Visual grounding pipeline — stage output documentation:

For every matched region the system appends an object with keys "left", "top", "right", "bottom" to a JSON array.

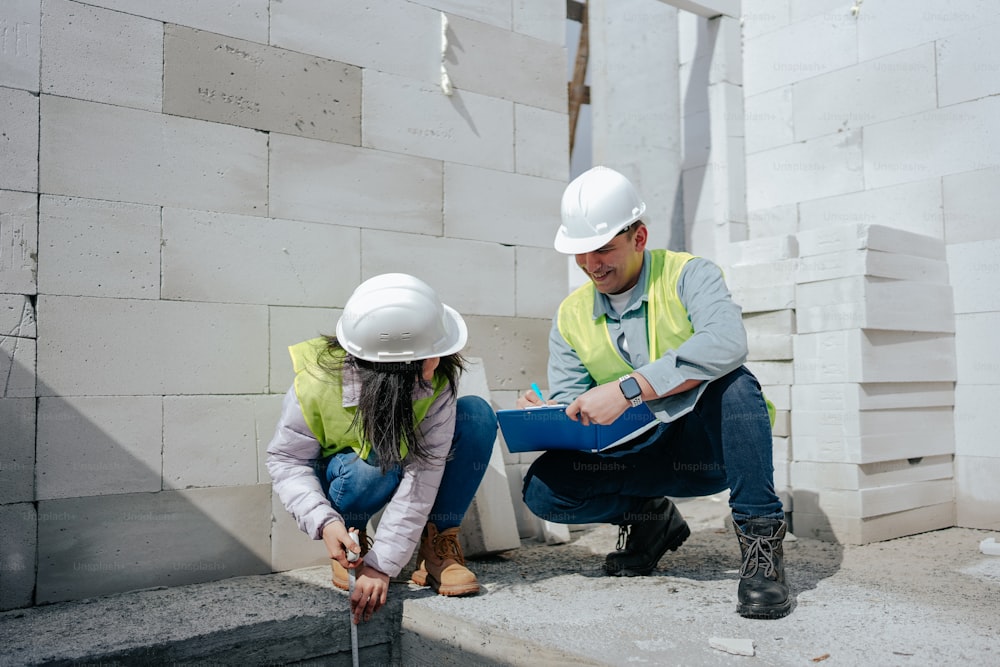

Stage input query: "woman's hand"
[
  {"left": 321, "top": 521, "right": 363, "bottom": 569},
  {"left": 350, "top": 566, "right": 390, "bottom": 624}
]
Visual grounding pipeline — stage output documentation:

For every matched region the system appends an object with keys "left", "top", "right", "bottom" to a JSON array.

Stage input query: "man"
[{"left": 518, "top": 166, "right": 790, "bottom": 619}]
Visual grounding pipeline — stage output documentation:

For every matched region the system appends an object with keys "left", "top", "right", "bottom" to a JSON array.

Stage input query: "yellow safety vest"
[
  {"left": 557, "top": 249, "right": 696, "bottom": 384},
  {"left": 556, "top": 250, "right": 775, "bottom": 425},
  {"left": 289, "top": 337, "right": 446, "bottom": 460}
]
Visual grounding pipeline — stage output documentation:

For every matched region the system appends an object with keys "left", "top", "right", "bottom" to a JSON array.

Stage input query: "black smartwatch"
[{"left": 618, "top": 375, "right": 643, "bottom": 407}]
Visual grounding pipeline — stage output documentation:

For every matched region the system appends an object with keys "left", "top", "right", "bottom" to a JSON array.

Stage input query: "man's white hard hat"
[
  {"left": 554, "top": 165, "right": 646, "bottom": 255},
  {"left": 336, "top": 273, "right": 467, "bottom": 362}
]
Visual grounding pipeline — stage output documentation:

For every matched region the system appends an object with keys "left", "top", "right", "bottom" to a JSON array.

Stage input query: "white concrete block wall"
[{"left": 3, "top": 0, "right": 569, "bottom": 609}]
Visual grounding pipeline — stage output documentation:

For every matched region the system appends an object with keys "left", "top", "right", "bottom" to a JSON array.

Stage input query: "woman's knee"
[{"left": 455, "top": 395, "right": 497, "bottom": 456}]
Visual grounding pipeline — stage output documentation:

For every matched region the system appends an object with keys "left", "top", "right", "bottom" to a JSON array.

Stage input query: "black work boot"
[
  {"left": 604, "top": 497, "right": 691, "bottom": 576},
  {"left": 734, "top": 517, "right": 791, "bottom": 619}
]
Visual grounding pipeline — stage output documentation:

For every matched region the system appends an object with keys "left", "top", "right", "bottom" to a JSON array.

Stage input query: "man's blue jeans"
[
  {"left": 317, "top": 395, "right": 497, "bottom": 530},
  {"left": 522, "top": 366, "right": 783, "bottom": 525}
]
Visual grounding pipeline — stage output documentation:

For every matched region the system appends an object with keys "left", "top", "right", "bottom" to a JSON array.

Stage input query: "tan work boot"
[
  {"left": 409, "top": 523, "right": 480, "bottom": 596},
  {"left": 331, "top": 529, "right": 371, "bottom": 591}
]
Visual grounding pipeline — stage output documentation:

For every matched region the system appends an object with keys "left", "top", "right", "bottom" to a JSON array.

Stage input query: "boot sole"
[
  {"left": 604, "top": 523, "right": 691, "bottom": 577},
  {"left": 737, "top": 599, "right": 792, "bottom": 619},
  {"left": 410, "top": 569, "right": 428, "bottom": 587},
  {"left": 428, "top": 574, "right": 480, "bottom": 597}
]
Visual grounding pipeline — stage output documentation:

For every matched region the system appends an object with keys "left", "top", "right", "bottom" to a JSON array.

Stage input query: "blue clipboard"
[{"left": 497, "top": 404, "right": 659, "bottom": 453}]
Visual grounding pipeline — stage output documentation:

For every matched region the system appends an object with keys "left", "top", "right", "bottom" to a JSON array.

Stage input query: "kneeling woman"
[{"left": 267, "top": 273, "right": 497, "bottom": 623}]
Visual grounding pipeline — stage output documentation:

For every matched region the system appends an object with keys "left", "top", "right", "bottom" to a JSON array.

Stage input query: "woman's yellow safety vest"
[{"left": 288, "top": 337, "right": 447, "bottom": 460}]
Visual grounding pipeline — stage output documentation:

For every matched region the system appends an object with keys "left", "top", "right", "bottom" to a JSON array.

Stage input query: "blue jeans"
[
  {"left": 522, "top": 366, "right": 783, "bottom": 525},
  {"left": 317, "top": 395, "right": 497, "bottom": 530}
]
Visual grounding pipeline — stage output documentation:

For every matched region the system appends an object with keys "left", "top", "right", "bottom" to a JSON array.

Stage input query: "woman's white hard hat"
[
  {"left": 336, "top": 273, "right": 468, "bottom": 362},
  {"left": 554, "top": 165, "right": 646, "bottom": 255}
]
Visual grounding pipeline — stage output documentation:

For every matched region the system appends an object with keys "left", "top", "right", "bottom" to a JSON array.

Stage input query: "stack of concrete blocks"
[
  {"left": 791, "top": 223, "right": 956, "bottom": 544},
  {"left": 0, "top": 0, "right": 569, "bottom": 612},
  {"left": 728, "top": 235, "right": 798, "bottom": 515}
]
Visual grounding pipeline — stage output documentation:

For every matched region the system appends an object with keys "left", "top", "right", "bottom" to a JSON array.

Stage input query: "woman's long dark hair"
[{"left": 316, "top": 335, "right": 465, "bottom": 473}]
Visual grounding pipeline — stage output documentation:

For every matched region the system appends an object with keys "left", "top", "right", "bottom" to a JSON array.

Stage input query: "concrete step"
[{"left": 0, "top": 566, "right": 399, "bottom": 666}]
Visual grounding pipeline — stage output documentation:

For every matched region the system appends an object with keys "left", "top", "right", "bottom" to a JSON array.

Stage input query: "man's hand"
[
  {"left": 516, "top": 387, "right": 554, "bottom": 408},
  {"left": 565, "top": 381, "right": 631, "bottom": 426},
  {"left": 351, "top": 566, "right": 390, "bottom": 624}
]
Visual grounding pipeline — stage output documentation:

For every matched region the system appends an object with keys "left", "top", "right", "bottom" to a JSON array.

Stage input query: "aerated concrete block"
[
  {"left": 793, "top": 478, "right": 954, "bottom": 519},
  {"left": 747, "top": 333, "right": 793, "bottom": 361},
  {"left": 74, "top": 0, "right": 268, "bottom": 42},
  {"left": 269, "top": 134, "right": 442, "bottom": 234},
  {"left": 748, "top": 204, "right": 797, "bottom": 239},
  {"left": 161, "top": 209, "right": 360, "bottom": 307},
  {"left": 163, "top": 395, "right": 259, "bottom": 490},
  {"left": 0, "top": 88, "right": 38, "bottom": 193},
  {"left": 730, "top": 235, "right": 798, "bottom": 265},
  {"left": 0, "top": 398, "right": 34, "bottom": 505},
  {"left": 731, "top": 284, "right": 795, "bottom": 314},
  {"left": 791, "top": 455, "right": 953, "bottom": 491},
  {"left": 515, "top": 246, "right": 569, "bottom": 320},
  {"left": 936, "top": 19, "right": 1000, "bottom": 107},
  {"left": 271, "top": 0, "right": 439, "bottom": 81},
  {"left": 743, "top": 11, "right": 856, "bottom": 95},
  {"left": 943, "top": 169, "right": 1000, "bottom": 244},
  {"left": 456, "top": 358, "right": 521, "bottom": 557},
  {"left": 792, "top": 501, "right": 954, "bottom": 545},
  {"left": 267, "top": 306, "right": 343, "bottom": 394},
  {"left": 791, "top": 407, "right": 954, "bottom": 464},
  {"left": 955, "top": 313, "right": 1000, "bottom": 384},
  {"left": 761, "top": 384, "right": 790, "bottom": 411},
  {"left": 514, "top": 0, "right": 565, "bottom": 44},
  {"left": 444, "top": 15, "right": 565, "bottom": 112},
  {"left": 36, "top": 396, "right": 162, "bottom": 500},
  {"left": 40, "top": 96, "right": 268, "bottom": 215},
  {"left": 745, "top": 361, "right": 792, "bottom": 386},
  {"left": 362, "top": 230, "right": 516, "bottom": 318},
  {"left": 42, "top": 0, "right": 162, "bottom": 111},
  {"left": 515, "top": 104, "right": 569, "bottom": 181},
  {"left": 795, "top": 250, "right": 949, "bottom": 285},
  {"left": 947, "top": 239, "right": 1000, "bottom": 315},
  {"left": 864, "top": 96, "right": 1000, "bottom": 190},
  {"left": 797, "top": 222, "right": 945, "bottom": 260},
  {"left": 954, "top": 384, "right": 1000, "bottom": 458},
  {"left": 36, "top": 485, "right": 272, "bottom": 604},
  {"left": 744, "top": 309, "right": 795, "bottom": 336},
  {"left": 37, "top": 195, "right": 160, "bottom": 299},
  {"left": 955, "top": 455, "right": 1000, "bottom": 530},
  {"left": 461, "top": 315, "right": 552, "bottom": 396},
  {"left": 444, "top": 164, "right": 563, "bottom": 248},
  {"left": 792, "top": 44, "right": 935, "bottom": 142},
  {"left": 163, "top": 25, "right": 361, "bottom": 144},
  {"left": 795, "top": 278, "right": 954, "bottom": 334},
  {"left": 253, "top": 393, "right": 283, "bottom": 484},
  {"left": 0, "top": 294, "right": 34, "bottom": 337},
  {"left": 792, "top": 382, "right": 955, "bottom": 412},
  {"left": 794, "top": 330, "right": 956, "bottom": 384},
  {"left": 36, "top": 295, "right": 268, "bottom": 396},
  {"left": 746, "top": 131, "right": 864, "bottom": 212},
  {"left": 0, "top": 334, "right": 34, "bottom": 398},
  {"left": 0, "top": 190, "right": 37, "bottom": 294},
  {"left": 363, "top": 70, "right": 514, "bottom": 172},
  {"left": 0, "top": 502, "right": 35, "bottom": 610},
  {"left": 0, "top": 0, "right": 40, "bottom": 92},
  {"left": 727, "top": 259, "right": 797, "bottom": 287},
  {"left": 744, "top": 86, "right": 794, "bottom": 155},
  {"left": 270, "top": 490, "right": 329, "bottom": 572},
  {"left": 798, "top": 179, "right": 944, "bottom": 240}
]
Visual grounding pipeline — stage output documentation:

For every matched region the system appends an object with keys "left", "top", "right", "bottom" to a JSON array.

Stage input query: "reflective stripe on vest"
[
  {"left": 557, "top": 249, "right": 696, "bottom": 385},
  {"left": 288, "top": 337, "right": 446, "bottom": 460}
]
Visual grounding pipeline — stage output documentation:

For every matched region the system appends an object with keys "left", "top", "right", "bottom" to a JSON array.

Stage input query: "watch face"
[{"left": 621, "top": 376, "right": 642, "bottom": 400}]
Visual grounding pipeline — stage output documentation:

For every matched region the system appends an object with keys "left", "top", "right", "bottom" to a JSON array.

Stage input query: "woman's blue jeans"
[
  {"left": 522, "top": 366, "right": 783, "bottom": 525},
  {"left": 317, "top": 395, "right": 497, "bottom": 530}
]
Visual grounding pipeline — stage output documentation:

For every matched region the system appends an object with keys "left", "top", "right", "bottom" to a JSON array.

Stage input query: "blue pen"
[{"left": 531, "top": 382, "right": 546, "bottom": 403}]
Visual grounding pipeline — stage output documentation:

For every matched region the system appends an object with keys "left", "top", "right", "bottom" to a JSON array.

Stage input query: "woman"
[{"left": 266, "top": 273, "right": 497, "bottom": 624}]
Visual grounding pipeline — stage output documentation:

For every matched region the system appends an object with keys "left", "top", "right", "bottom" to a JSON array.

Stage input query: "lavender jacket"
[{"left": 266, "top": 365, "right": 456, "bottom": 578}]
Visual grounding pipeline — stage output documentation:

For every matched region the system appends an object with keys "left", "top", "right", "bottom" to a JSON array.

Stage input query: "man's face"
[{"left": 574, "top": 224, "right": 647, "bottom": 294}]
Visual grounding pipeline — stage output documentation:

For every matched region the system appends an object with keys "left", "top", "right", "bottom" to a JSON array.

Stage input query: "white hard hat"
[
  {"left": 336, "top": 273, "right": 468, "bottom": 363},
  {"left": 554, "top": 166, "right": 647, "bottom": 254}
]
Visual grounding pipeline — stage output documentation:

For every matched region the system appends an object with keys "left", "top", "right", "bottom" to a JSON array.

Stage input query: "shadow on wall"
[{"left": 1, "top": 350, "right": 272, "bottom": 609}]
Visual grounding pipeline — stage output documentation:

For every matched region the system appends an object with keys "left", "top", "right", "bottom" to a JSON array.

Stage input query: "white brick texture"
[{"left": 0, "top": 0, "right": 40, "bottom": 92}]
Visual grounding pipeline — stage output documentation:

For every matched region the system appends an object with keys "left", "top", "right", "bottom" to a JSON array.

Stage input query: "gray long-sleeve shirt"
[{"left": 547, "top": 252, "right": 749, "bottom": 423}]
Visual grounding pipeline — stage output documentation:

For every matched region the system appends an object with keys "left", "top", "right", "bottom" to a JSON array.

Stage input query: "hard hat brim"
[
  {"left": 335, "top": 302, "right": 467, "bottom": 363},
  {"left": 553, "top": 222, "right": 630, "bottom": 255}
]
